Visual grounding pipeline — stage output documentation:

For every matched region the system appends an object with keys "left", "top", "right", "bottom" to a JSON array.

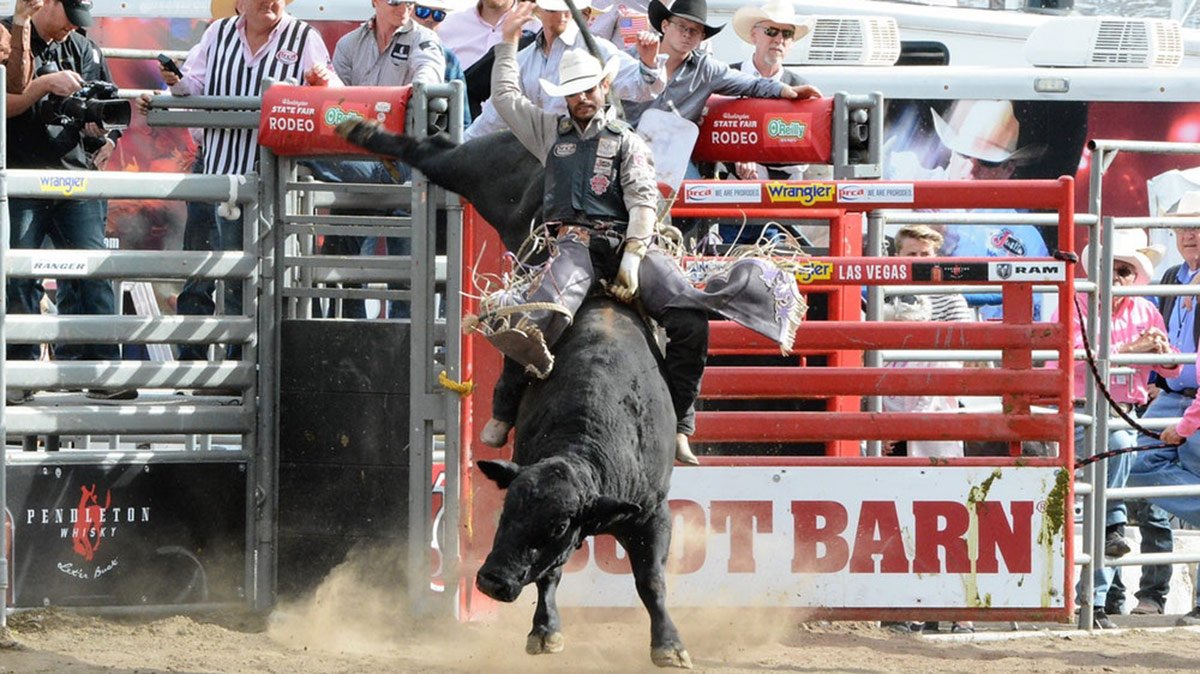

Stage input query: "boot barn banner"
[
  {"left": 553, "top": 466, "right": 1069, "bottom": 610},
  {"left": 4, "top": 461, "right": 247, "bottom": 608}
]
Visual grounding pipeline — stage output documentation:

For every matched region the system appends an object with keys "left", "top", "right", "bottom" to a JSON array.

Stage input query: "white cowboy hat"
[
  {"left": 930, "top": 100, "right": 1046, "bottom": 165},
  {"left": 540, "top": 49, "right": 619, "bottom": 98},
  {"left": 537, "top": 0, "right": 595, "bottom": 10},
  {"left": 1166, "top": 191, "right": 1200, "bottom": 217},
  {"left": 1083, "top": 229, "right": 1165, "bottom": 286},
  {"left": 732, "top": 0, "right": 814, "bottom": 44}
]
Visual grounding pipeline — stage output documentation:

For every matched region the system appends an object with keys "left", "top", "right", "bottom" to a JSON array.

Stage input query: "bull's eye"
[{"left": 553, "top": 520, "right": 570, "bottom": 538}]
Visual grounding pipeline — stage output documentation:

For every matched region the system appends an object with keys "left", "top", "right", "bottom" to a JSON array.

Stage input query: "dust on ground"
[{"left": 3, "top": 545, "right": 1199, "bottom": 673}]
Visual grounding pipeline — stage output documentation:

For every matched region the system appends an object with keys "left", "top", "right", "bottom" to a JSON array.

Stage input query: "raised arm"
[
  {"left": 604, "top": 32, "right": 664, "bottom": 103},
  {"left": 488, "top": 2, "right": 558, "bottom": 163}
]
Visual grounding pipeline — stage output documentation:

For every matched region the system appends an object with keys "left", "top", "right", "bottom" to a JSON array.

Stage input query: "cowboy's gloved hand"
[
  {"left": 613, "top": 205, "right": 656, "bottom": 303},
  {"left": 613, "top": 250, "right": 642, "bottom": 303}
]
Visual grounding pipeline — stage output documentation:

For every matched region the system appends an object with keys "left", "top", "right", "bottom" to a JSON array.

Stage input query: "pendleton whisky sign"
[{"left": 4, "top": 461, "right": 247, "bottom": 608}]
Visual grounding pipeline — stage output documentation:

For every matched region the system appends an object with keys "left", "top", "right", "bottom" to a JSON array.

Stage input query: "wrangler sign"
[{"left": 554, "top": 466, "right": 1069, "bottom": 611}]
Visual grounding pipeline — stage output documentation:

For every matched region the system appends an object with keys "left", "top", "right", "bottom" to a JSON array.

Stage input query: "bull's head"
[{"left": 474, "top": 458, "right": 641, "bottom": 602}]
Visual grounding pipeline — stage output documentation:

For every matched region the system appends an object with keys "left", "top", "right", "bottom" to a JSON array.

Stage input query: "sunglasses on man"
[
  {"left": 758, "top": 25, "right": 796, "bottom": 40},
  {"left": 415, "top": 5, "right": 447, "bottom": 21}
]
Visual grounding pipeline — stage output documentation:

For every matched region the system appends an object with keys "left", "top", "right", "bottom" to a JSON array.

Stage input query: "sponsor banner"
[
  {"left": 682, "top": 183, "right": 763, "bottom": 204},
  {"left": 31, "top": 257, "right": 91, "bottom": 277},
  {"left": 39, "top": 176, "right": 89, "bottom": 197},
  {"left": 988, "top": 261, "right": 1067, "bottom": 282},
  {"left": 5, "top": 461, "right": 247, "bottom": 608},
  {"left": 835, "top": 260, "right": 910, "bottom": 282},
  {"left": 258, "top": 85, "right": 410, "bottom": 157},
  {"left": 555, "top": 466, "right": 1067, "bottom": 609},
  {"left": 794, "top": 260, "right": 834, "bottom": 285},
  {"left": 838, "top": 183, "right": 915, "bottom": 204},
  {"left": 692, "top": 96, "right": 833, "bottom": 164},
  {"left": 912, "top": 262, "right": 990, "bottom": 283},
  {"left": 765, "top": 181, "right": 836, "bottom": 206}
]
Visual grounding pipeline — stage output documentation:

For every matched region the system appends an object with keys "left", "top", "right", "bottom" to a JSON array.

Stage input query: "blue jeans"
[
  {"left": 7, "top": 197, "right": 118, "bottom": 361},
  {"left": 1074, "top": 423, "right": 1135, "bottom": 606},
  {"left": 1129, "top": 390, "right": 1200, "bottom": 608},
  {"left": 301, "top": 158, "right": 412, "bottom": 319},
  {"left": 176, "top": 205, "right": 243, "bottom": 360}
]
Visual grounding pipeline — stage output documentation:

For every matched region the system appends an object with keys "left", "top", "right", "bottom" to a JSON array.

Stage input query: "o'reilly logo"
[{"left": 766, "top": 117, "right": 806, "bottom": 140}]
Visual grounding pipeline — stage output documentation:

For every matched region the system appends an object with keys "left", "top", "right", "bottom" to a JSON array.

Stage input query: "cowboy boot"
[
  {"left": 480, "top": 417, "right": 513, "bottom": 448},
  {"left": 675, "top": 433, "right": 700, "bottom": 465}
]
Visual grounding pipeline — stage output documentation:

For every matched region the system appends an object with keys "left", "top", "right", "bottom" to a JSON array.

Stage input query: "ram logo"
[{"left": 996, "top": 263, "right": 1013, "bottom": 279}]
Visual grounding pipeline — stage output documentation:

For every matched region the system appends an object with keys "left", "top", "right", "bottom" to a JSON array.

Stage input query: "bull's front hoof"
[
  {"left": 651, "top": 645, "right": 693, "bottom": 669},
  {"left": 335, "top": 118, "right": 380, "bottom": 145},
  {"left": 525, "top": 630, "right": 564, "bottom": 655}
]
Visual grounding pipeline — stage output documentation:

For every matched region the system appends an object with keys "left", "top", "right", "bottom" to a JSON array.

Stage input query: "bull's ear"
[
  {"left": 581, "top": 497, "right": 642, "bottom": 534},
  {"left": 477, "top": 459, "right": 521, "bottom": 489}
]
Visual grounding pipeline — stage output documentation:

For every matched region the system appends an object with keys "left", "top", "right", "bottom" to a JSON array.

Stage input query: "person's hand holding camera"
[
  {"left": 38, "top": 69, "right": 85, "bottom": 98},
  {"left": 84, "top": 121, "right": 115, "bottom": 169}
]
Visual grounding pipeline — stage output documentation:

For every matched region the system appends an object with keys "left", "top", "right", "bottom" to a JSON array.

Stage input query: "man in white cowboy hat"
[
  {"left": 726, "top": 0, "right": 821, "bottom": 185},
  {"left": 463, "top": 0, "right": 664, "bottom": 141},
  {"left": 332, "top": 0, "right": 444, "bottom": 88},
  {"left": 901, "top": 100, "right": 1052, "bottom": 320},
  {"left": 1070, "top": 227, "right": 1177, "bottom": 628},
  {"left": 730, "top": 0, "right": 812, "bottom": 86},
  {"left": 1128, "top": 190, "right": 1200, "bottom": 625},
  {"left": 622, "top": 0, "right": 817, "bottom": 127},
  {"left": 477, "top": 1, "right": 708, "bottom": 464}
]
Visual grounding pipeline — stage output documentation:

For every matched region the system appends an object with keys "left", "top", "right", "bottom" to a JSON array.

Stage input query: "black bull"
[{"left": 338, "top": 122, "right": 692, "bottom": 668}]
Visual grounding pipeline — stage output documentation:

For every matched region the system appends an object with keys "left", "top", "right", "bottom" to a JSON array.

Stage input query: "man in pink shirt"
[{"left": 1070, "top": 229, "right": 1178, "bottom": 629}]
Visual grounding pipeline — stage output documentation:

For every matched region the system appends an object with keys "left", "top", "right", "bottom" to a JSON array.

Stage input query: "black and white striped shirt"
[{"left": 176, "top": 14, "right": 329, "bottom": 176}]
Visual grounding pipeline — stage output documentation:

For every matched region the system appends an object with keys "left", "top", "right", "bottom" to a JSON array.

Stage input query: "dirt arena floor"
[{"left": 4, "top": 550, "right": 1200, "bottom": 674}]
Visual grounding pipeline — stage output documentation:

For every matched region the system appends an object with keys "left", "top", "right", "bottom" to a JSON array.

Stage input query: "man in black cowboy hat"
[{"left": 622, "top": 0, "right": 818, "bottom": 127}]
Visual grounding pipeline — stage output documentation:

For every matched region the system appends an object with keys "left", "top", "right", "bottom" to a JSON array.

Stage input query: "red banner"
[
  {"left": 258, "top": 85, "right": 411, "bottom": 157},
  {"left": 692, "top": 96, "right": 834, "bottom": 164}
]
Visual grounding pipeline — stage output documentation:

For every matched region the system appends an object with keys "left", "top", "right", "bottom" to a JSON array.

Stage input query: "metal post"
[
  {"left": 1076, "top": 146, "right": 1108, "bottom": 628},
  {"left": 407, "top": 84, "right": 434, "bottom": 616},
  {"left": 251, "top": 144, "right": 281, "bottom": 611},
  {"left": 0, "top": 64, "right": 8, "bottom": 630},
  {"left": 441, "top": 79, "right": 465, "bottom": 617},
  {"left": 863, "top": 211, "right": 886, "bottom": 457}
]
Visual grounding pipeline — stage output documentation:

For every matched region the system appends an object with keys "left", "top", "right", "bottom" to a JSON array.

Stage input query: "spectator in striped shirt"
[
  {"left": 892, "top": 225, "right": 974, "bottom": 322},
  {"left": 137, "top": 0, "right": 339, "bottom": 360}
]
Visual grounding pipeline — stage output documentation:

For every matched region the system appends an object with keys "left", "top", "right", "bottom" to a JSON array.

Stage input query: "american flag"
[{"left": 617, "top": 5, "right": 650, "bottom": 49}]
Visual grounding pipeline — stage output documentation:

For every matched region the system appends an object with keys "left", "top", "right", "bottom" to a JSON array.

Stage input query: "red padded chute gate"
[
  {"left": 691, "top": 95, "right": 834, "bottom": 164},
  {"left": 258, "top": 84, "right": 411, "bottom": 156}
]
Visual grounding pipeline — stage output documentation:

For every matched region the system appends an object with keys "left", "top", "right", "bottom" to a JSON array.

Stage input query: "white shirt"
[
  {"left": 464, "top": 24, "right": 663, "bottom": 141},
  {"left": 438, "top": 2, "right": 541, "bottom": 69}
]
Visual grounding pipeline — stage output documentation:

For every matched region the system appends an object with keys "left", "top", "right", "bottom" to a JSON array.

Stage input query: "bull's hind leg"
[
  {"left": 526, "top": 565, "right": 565, "bottom": 655},
  {"left": 622, "top": 503, "right": 692, "bottom": 669}
]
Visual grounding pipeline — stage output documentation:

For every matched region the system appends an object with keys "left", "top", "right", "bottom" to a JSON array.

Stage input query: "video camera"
[{"left": 36, "top": 62, "right": 132, "bottom": 131}]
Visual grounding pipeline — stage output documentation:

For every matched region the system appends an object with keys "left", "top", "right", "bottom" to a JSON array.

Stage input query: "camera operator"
[
  {"left": 4, "top": 0, "right": 131, "bottom": 397},
  {"left": 1, "top": 0, "right": 44, "bottom": 94}
]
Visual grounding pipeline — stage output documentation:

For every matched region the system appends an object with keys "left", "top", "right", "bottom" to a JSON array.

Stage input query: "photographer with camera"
[
  {"left": 1, "top": 0, "right": 44, "bottom": 94},
  {"left": 5, "top": 0, "right": 133, "bottom": 400}
]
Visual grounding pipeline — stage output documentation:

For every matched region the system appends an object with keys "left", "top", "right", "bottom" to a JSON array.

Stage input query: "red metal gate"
[{"left": 456, "top": 178, "right": 1076, "bottom": 621}]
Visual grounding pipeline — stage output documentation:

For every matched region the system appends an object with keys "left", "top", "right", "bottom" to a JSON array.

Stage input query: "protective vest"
[{"left": 543, "top": 118, "right": 630, "bottom": 226}]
